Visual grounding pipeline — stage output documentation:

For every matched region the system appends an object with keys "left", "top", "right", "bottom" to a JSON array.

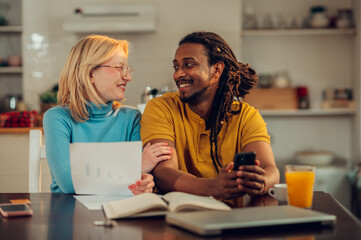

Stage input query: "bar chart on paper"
[{"left": 69, "top": 141, "right": 142, "bottom": 195}]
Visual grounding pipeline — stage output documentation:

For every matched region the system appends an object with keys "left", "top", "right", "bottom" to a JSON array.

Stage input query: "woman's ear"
[{"left": 90, "top": 71, "right": 95, "bottom": 84}]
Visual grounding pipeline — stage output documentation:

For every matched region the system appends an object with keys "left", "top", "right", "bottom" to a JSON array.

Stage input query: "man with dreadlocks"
[{"left": 141, "top": 31, "right": 279, "bottom": 199}]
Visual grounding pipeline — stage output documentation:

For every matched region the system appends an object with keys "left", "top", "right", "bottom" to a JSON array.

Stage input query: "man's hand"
[
  {"left": 142, "top": 142, "right": 173, "bottom": 173},
  {"left": 235, "top": 159, "right": 266, "bottom": 197},
  {"left": 212, "top": 162, "right": 247, "bottom": 199}
]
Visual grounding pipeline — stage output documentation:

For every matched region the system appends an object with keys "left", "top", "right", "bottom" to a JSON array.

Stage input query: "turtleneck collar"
[{"left": 87, "top": 101, "right": 114, "bottom": 119}]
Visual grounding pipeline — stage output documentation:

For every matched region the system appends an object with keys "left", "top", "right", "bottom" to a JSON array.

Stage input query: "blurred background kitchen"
[{"left": 0, "top": 0, "right": 361, "bottom": 217}]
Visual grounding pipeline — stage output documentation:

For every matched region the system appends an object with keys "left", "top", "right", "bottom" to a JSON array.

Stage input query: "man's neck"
[
  {"left": 188, "top": 102, "right": 211, "bottom": 120},
  {"left": 187, "top": 91, "right": 216, "bottom": 121}
]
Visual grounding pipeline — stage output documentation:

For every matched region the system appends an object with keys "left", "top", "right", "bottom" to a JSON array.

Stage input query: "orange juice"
[{"left": 285, "top": 167, "right": 315, "bottom": 208}]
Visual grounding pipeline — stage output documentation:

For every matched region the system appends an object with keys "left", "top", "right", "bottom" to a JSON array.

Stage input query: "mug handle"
[{"left": 268, "top": 188, "right": 276, "bottom": 198}]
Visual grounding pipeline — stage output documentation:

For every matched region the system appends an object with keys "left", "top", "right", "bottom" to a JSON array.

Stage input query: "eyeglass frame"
[{"left": 94, "top": 64, "right": 134, "bottom": 77}]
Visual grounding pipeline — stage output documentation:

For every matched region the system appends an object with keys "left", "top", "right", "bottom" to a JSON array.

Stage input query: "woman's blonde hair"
[{"left": 57, "top": 34, "right": 129, "bottom": 122}]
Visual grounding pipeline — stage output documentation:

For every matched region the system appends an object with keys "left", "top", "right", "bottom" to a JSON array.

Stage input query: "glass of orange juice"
[{"left": 285, "top": 165, "right": 315, "bottom": 208}]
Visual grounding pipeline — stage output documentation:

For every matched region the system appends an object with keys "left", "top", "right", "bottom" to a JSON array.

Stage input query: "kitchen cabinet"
[
  {"left": 240, "top": 0, "right": 360, "bottom": 210},
  {"left": 0, "top": 129, "right": 51, "bottom": 193}
]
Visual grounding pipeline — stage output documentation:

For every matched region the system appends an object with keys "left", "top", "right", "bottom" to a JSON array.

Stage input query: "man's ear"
[{"left": 213, "top": 61, "right": 225, "bottom": 79}]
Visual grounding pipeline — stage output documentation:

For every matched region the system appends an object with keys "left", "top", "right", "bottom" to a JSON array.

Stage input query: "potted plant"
[{"left": 40, "top": 84, "right": 58, "bottom": 114}]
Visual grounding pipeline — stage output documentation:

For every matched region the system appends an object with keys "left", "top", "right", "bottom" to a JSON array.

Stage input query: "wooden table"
[{"left": 1, "top": 192, "right": 360, "bottom": 240}]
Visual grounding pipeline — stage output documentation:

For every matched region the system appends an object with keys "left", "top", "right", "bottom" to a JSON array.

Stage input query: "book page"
[
  {"left": 162, "top": 192, "right": 231, "bottom": 212},
  {"left": 74, "top": 195, "right": 130, "bottom": 210},
  {"left": 102, "top": 193, "right": 168, "bottom": 219}
]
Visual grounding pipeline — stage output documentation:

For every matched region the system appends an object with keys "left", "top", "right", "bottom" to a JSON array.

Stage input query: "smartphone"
[
  {"left": 0, "top": 203, "right": 33, "bottom": 217},
  {"left": 233, "top": 151, "right": 256, "bottom": 170}
]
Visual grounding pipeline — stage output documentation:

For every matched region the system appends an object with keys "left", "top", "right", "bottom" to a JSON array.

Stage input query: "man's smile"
[{"left": 176, "top": 79, "right": 193, "bottom": 91}]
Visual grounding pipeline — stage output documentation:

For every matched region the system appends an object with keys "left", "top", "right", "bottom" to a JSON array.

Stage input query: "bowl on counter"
[{"left": 295, "top": 151, "right": 334, "bottom": 166}]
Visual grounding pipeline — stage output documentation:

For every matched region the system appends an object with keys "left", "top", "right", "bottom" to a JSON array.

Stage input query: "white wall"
[{"left": 23, "top": 0, "right": 241, "bottom": 110}]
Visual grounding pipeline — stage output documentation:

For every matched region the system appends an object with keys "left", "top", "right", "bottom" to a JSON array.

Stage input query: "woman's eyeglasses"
[{"left": 94, "top": 64, "right": 134, "bottom": 77}]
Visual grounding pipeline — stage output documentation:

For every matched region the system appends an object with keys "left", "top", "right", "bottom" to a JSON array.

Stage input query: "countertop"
[{"left": 0, "top": 127, "right": 43, "bottom": 134}]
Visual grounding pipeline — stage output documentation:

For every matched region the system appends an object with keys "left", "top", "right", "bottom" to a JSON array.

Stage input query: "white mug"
[{"left": 268, "top": 183, "right": 288, "bottom": 202}]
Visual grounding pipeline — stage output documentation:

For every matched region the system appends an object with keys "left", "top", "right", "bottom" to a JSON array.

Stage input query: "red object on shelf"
[
  {"left": 296, "top": 86, "right": 310, "bottom": 109},
  {"left": 0, "top": 111, "right": 38, "bottom": 128}
]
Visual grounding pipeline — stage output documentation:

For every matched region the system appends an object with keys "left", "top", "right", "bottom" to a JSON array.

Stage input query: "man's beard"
[{"left": 180, "top": 85, "right": 209, "bottom": 104}]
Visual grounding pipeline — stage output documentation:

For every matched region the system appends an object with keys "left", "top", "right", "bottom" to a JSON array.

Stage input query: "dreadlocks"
[{"left": 179, "top": 31, "right": 258, "bottom": 172}]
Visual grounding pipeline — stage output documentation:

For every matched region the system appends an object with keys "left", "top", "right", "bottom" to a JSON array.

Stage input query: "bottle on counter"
[
  {"left": 141, "top": 86, "right": 152, "bottom": 104},
  {"left": 16, "top": 95, "right": 27, "bottom": 112}
]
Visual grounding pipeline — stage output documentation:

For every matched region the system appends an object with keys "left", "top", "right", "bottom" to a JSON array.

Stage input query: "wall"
[{"left": 23, "top": 0, "right": 241, "bottom": 110}]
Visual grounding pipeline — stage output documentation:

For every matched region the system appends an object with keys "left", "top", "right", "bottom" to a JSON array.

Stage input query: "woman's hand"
[
  {"left": 128, "top": 173, "right": 155, "bottom": 195},
  {"left": 142, "top": 142, "right": 173, "bottom": 173}
]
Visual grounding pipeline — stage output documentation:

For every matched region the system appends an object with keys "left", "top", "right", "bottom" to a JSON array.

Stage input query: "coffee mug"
[{"left": 268, "top": 183, "right": 288, "bottom": 202}]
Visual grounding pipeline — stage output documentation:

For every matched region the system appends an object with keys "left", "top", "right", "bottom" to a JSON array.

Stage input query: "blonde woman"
[{"left": 43, "top": 35, "right": 171, "bottom": 194}]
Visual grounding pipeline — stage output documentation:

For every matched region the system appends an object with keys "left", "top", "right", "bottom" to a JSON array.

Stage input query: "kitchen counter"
[
  {"left": 0, "top": 127, "right": 50, "bottom": 192},
  {"left": 0, "top": 127, "right": 43, "bottom": 134}
]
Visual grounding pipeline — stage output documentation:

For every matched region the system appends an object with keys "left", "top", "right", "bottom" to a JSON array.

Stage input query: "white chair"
[{"left": 28, "top": 129, "right": 47, "bottom": 193}]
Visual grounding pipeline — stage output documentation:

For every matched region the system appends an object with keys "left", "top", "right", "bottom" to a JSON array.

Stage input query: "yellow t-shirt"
[{"left": 141, "top": 92, "right": 270, "bottom": 179}]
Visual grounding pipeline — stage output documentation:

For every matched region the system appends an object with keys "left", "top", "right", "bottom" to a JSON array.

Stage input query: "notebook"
[{"left": 166, "top": 205, "right": 336, "bottom": 236}]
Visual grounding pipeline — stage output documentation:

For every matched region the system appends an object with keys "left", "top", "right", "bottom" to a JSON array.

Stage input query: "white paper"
[
  {"left": 74, "top": 195, "right": 131, "bottom": 210},
  {"left": 70, "top": 141, "right": 142, "bottom": 195}
]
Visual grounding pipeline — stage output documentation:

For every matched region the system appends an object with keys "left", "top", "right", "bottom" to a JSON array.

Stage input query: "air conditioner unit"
[{"left": 63, "top": 3, "right": 158, "bottom": 33}]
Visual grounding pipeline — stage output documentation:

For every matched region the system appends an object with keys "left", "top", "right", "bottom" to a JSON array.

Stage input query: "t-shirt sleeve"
[
  {"left": 239, "top": 104, "right": 271, "bottom": 148},
  {"left": 140, "top": 98, "right": 175, "bottom": 144},
  {"left": 43, "top": 107, "right": 75, "bottom": 194}
]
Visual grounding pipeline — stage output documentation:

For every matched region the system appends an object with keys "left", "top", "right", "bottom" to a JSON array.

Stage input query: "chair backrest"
[{"left": 29, "top": 129, "right": 47, "bottom": 193}]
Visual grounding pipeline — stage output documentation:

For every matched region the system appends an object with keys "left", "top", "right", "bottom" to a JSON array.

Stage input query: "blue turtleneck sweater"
[{"left": 43, "top": 102, "right": 141, "bottom": 193}]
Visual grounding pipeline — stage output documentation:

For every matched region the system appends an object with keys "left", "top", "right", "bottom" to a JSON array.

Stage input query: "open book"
[{"left": 102, "top": 192, "right": 231, "bottom": 219}]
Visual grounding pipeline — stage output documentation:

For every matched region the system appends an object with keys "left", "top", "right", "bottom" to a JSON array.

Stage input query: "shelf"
[
  {"left": 0, "top": 67, "right": 22, "bottom": 73},
  {"left": 0, "top": 26, "right": 22, "bottom": 33},
  {"left": 259, "top": 109, "right": 356, "bottom": 117},
  {"left": 242, "top": 28, "right": 356, "bottom": 37}
]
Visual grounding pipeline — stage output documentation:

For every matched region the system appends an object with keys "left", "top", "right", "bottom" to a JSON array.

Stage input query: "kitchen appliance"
[
  {"left": 63, "top": 3, "right": 158, "bottom": 33},
  {"left": 1, "top": 94, "right": 21, "bottom": 112},
  {"left": 314, "top": 166, "right": 351, "bottom": 210}
]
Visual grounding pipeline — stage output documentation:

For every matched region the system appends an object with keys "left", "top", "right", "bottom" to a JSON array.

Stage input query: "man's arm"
[{"left": 149, "top": 139, "right": 246, "bottom": 199}]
